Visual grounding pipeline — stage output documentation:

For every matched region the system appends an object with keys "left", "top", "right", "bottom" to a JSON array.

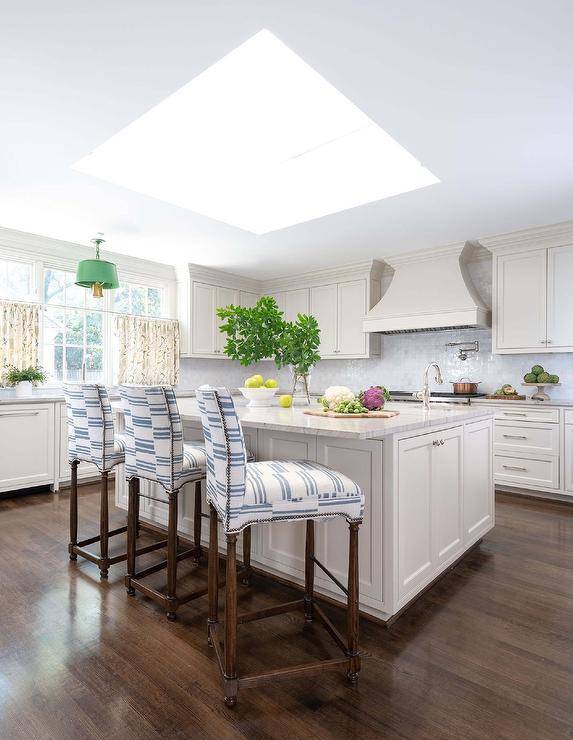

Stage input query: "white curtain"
[
  {"left": 116, "top": 315, "right": 180, "bottom": 385},
  {"left": 0, "top": 300, "right": 39, "bottom": 376}
]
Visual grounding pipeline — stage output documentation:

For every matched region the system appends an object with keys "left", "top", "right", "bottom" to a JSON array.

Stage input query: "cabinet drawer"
[
  {"left": 493, "top": 407, "right": 559, "bottom": 424},
  {"left": 564, "top": 410, "right": 573, "bottom": 425},
  {"left": 494, "top": 421, "right": 559, "bottom": 456},
  {"left": 494, "top": 453, "right": 559, "bottom": 489}
]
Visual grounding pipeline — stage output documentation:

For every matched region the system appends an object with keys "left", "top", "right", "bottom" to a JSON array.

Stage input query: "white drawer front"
[
  {"left": 494, "top": 421, "right": 559, "bottom": 456},
  {"left": 564, "top": 410, "right": 573, "bottom": 425},
  {"left": 494, "top": 453, "right": 559, "bottom": 489},
  {"left": 493, "top": 406, "right": 559, "bottom": 424}
]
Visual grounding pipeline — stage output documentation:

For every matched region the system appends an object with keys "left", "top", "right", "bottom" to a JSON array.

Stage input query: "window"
[
  {"left": 42, "top": 269, "right": 104, "bottom": 383},
  {"left": 0, "top": 258, "right": 34, "bottom": 301},
  {"left": 114, "top": 281, "right": 162, "bottom": 317}
]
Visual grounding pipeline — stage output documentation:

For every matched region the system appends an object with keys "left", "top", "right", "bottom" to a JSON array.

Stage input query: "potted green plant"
[
  {"left": 4, "top": 365, "right": 47, "bottom": 397},
  {"left": 217, "top": 297, "right": 321, "bottom": 404}
]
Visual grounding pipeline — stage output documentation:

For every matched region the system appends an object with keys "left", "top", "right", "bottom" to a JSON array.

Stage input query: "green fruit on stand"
[
  {"left": 549, "top": 374, "right": 560, "bottom": 384},
  {"left": 531, "top": 364, "right": 544, "bottom": 376},
  {"left": 537, "top": 372, "right": 551, "bottom": 383},
  {"left": 524, "top": 372, "right": 537, "bottom": 383},
  {"left": 245, "top": 376, "right": 262, "bottom": 388}
]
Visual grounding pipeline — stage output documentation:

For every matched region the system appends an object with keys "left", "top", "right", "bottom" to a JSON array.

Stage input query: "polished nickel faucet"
[{"left": 414, "top": 362, "right": 444, "bottom": 410}]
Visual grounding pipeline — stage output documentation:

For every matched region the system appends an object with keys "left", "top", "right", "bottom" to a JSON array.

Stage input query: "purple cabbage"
[{"left": 361, "top": 386, "right": 386, "bottom": 411}]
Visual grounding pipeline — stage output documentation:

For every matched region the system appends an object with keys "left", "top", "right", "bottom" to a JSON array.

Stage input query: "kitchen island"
[{"left": 114, "top": 399, "right": 494, "bottom": 621}]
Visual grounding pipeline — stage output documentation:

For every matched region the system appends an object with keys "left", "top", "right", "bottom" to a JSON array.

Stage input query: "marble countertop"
[{"left": 116, "top": 397, "right": 493, "bottom": 440}]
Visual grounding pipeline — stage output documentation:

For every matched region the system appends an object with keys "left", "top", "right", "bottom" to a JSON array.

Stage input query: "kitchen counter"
[
  {"left": 164, "top": 397, "right": 494, "bottom": 440},
  {"left": 113, "top": 395, "right": 494, "bottom": 622}
]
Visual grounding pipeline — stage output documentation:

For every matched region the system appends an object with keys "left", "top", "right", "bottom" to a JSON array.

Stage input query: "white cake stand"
[{"left": 522, "top": 382, "right": 561, "bottom": 401}]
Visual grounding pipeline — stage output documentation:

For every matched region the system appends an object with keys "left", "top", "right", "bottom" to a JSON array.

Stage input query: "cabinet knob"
[
  {"left": 547, "top": 339, "right": 553, "bottom": 344},
  {"left": 539, "top": 339, "right": 547, "bottom": 344}
]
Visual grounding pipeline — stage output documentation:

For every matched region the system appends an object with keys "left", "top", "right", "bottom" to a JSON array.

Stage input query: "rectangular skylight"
[{"left": 72, "top": 29, "right": 439, "bottom": 234}]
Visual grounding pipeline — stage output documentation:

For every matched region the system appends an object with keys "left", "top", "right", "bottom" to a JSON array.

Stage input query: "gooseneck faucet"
[{"left": 414, "top": 362, "right": 444, "bottom": 410}]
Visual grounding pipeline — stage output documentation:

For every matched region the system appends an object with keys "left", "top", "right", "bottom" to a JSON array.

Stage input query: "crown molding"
[
  {"left": 0, "top": 226, "right": 177, "bottom": 282},
  {"left": 262, "top": 259, "right": 385, "bottom": 292},
  {"left": 178, "top": 263, "right": 261, "bottom": 293},
  {"left": 478, "top": 220, "right": 573, "bottom": 254}
]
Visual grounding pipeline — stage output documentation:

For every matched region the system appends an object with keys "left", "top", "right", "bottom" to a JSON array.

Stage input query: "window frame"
[{"left": 0, "top": 247, "right": 173, "bottom": 387}]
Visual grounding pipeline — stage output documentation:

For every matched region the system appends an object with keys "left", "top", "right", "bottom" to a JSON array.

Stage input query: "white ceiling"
[{"left": 2, "top": 0, "right": 572, "bottom": 279}]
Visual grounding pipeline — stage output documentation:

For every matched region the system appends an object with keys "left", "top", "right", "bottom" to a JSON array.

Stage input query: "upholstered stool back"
[
  {"left": 63, "top": 383, "right": 121, "bottom": 472},
  {"left": 119, "top": 385, "right": 186, "bottom": 493},
  {"left": 195, "top": 387, "right": 248, "bottom": 532}
]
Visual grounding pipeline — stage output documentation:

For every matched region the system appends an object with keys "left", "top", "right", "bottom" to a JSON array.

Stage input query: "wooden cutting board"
[
  {"left": 303, "top": 409, "right": 400, "bottom": 419},
  {"left": 485, "top": 394, "right": 526, "bottom": 400}
]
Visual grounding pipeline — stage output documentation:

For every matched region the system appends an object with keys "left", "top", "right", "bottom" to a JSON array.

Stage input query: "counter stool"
[
  {"left": 196, "top": 387, "right": 364, "bottom": 708},
  {"left": 120, "top": 385, "right": 253, "bottom": 620},
  {"left": 63, "top": 383, "right": 165, "bottom": 579}
]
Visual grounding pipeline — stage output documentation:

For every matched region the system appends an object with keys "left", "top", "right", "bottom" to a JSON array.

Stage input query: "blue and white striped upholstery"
[
  {"left": 120, "top": 385, "right": 206, "bottom": 493},
  {"left": 196, "top": 387, "right": 364, "bottom": 534},
  {"left": 64, "top": 384, "right": 126, "bottom": 472}
]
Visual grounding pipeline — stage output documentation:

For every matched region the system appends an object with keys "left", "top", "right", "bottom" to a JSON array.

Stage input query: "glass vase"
[{"left": 291, "top": 366, "right": 312, "bottom": 405}]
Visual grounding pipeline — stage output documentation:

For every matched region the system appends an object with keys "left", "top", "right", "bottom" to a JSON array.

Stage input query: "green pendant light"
[{"left": 75, "top": 233, "right": 119, "bottom": 298}]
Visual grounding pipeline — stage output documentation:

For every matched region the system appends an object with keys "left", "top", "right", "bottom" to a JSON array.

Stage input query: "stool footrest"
[
  {"left": 239, "top": 657, "right": 349, "bottom": 689},
  {"left": 311, "top": 555, "right": 348, "bottom": 596},
  {"left": 77, "top": 525, "right": 127, "bottom": 548},
  {"left": 313, "top": 603, "right": 348, "bottom": 653},
  {"left": 237, "top": 599, "right": 302, "bottom": 625}
]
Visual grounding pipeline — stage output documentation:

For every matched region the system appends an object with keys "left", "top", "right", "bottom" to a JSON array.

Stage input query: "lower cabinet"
[
  {"left": 397, "top": 420, "right": 493, "bottom": 606},
  {"left": 0, "top": 404, "right": 55, "bottom": 493}
]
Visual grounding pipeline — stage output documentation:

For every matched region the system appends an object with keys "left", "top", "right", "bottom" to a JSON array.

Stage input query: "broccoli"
[
  {"left": 537, "top": 372, "right": 551, "bottom": 383},
  {"left": 549, "top": 374, "right": 560, "bottom": 383},
  {"left": 524, "top": 372, "right": 537, "bottom": 383},
  {"left": 531, "top": 364, "right": 544, "bottom": 376}
]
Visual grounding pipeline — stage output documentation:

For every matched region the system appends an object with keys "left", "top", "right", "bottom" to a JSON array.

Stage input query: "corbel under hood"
[{"left": 363, "top": 242, "right": 490, "bottom": 334}]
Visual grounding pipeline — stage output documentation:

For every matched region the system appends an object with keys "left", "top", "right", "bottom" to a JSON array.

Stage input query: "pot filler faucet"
[{"left": 414, "top": 362, "right": 444, "bottom": 410}]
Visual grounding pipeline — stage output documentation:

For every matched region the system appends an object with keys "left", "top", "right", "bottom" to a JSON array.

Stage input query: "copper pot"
[{"left": 451, "top": 377, "right": 481, "bottom": 394}]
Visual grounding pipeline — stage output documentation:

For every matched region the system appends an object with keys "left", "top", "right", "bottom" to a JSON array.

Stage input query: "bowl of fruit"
[{"left": 239, "top": 375, "right": 279, "bottom": 407}]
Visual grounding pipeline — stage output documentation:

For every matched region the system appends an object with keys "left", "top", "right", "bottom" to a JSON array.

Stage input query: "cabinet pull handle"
[
  {"left": 502, "top": 464, "right": 527, "bottom": 471},
  {"left": 503, "top": 412, "right": 527, "bottom": 416},
  {"left": 0, "top": 411, "right": 40, "bottom": 417},
  {"left": 502, "top": 434, "right": 527, "bottom": 439},
  {"left": 433, "top": 439, "right": 445, "bottom": 446}
]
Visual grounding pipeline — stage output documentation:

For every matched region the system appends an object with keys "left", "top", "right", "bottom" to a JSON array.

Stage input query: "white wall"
[{"left": 179, "top": 256, "right": 573, "bottom": 399}]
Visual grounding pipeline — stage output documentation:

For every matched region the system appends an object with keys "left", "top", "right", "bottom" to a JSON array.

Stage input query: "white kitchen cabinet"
[
  {"left": 547, "top": 245, "right": 573, "bottom": 349},
  {"left": 492, "top": 243, "right": 573, "bottom": 354},
  {"left": 239, "top": 290, "right": 260, "bottom": 308},
  {"left": 464, "top": 418, "right": 494, "bottom": 541},
  {"left": 0, "top": 404, "right": 55, "bottom": 493},
  {"left": 215, "top": 286, "right": 238, "bottom": 354},
  {"left": 397, "top": 425, "right": 463, "bottom": 602},
  {"left": 337, "top": 280, "right": 367, "bottom": 357},
  {"left": 494, "top": 249, "right": 547, "bottom": 352},
  {"left": 564, "top": 424, "right": 573, "bottom": 493},
  {"left": 310, "top": 284, "right": 338, "bottom": 356},
  {"left": 264, "top": 289, "right": 308, "bottom": 322},
  {"left": 494, "top": 452, "right": 559, "bottom": 489},
  {"left": 189, "top": 282, "right": 238, "bottom": 357}
]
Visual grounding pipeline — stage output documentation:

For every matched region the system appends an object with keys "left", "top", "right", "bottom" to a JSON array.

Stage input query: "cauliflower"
[
  {"left": 322, "top": 386, "right": 355, "bottom": 410},
  {"left": 360, "top": 386, "right": 387, "bottom": 411}
]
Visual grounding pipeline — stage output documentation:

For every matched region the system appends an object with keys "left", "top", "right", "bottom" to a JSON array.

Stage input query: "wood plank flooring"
[{"left": 0, "top": 485, "right": 572, "bottom": 739}]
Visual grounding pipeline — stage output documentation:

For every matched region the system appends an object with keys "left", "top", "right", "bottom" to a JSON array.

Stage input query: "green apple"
[
  {"left": 279, "top": 394, "right": 292, "bottom": 408},
  {"left": 244, "top": 376, "right": 262, "bottom": 388},
  {"left": 251, "top": 374, "right": 264, "bottom": 386},
  {"left": 265, "top": 378, "right": 279, "bottom": 388}
]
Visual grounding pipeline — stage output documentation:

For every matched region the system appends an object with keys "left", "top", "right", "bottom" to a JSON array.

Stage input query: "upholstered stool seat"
[
  {"left": 121, "top": 385, "right": 254, "bottom": 620},
  {"left": 196, "top": 387, "right": 364, "bottom": 708}
]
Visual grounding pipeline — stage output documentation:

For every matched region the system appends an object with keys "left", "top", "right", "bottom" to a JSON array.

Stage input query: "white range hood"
[{"left": 363, "top": 242, "right": 490, "bottom": 334}]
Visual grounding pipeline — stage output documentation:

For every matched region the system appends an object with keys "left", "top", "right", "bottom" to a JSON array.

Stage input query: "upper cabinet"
[
  {"left": 488, "top": 226, "right": 573, "bottom": 354},
  {"left": 177, "top": 265, "right": 257, "bottom": 358},
  {"left": 178, "top": 261, "right": 383, "bottom": 359}
]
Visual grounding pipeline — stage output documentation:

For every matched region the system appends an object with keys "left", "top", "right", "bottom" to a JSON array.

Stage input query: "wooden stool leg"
[
  {"left": 224, "top": 533, "right": 238, "bottom": 708},
  {"left": 304, "top": 520, "right": 315, "bottom": 622},
  {"left": 134, "top": 477, "right": 140, "bottom": 537},
  {"left": 68, "top": 460, "right": 79, "bottom": 561},
  {"left": 125, "top": 477, "right": 138, "bottom": 596},
  {"left": 166, "top": 492, "right": 178, "bottom": 621},
  {"left": 99, "top": 471, "right": 109, "bottom": 579},
  {"left": 193, "top": 480, "right": 202, "bottom": 562},
  {"left": 346, "top": 522, "right": 360, "bottom": 683},
  {"left": 207, "top": 504, "right": 219, "bottom": 645},
  {"left": 241, "top": 526, "right": 252, "bottom": 586}
]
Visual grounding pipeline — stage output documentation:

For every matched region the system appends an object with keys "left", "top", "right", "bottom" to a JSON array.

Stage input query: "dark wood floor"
[{"left": 1, "top": 486, "right": 572, "bottom": 739}]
